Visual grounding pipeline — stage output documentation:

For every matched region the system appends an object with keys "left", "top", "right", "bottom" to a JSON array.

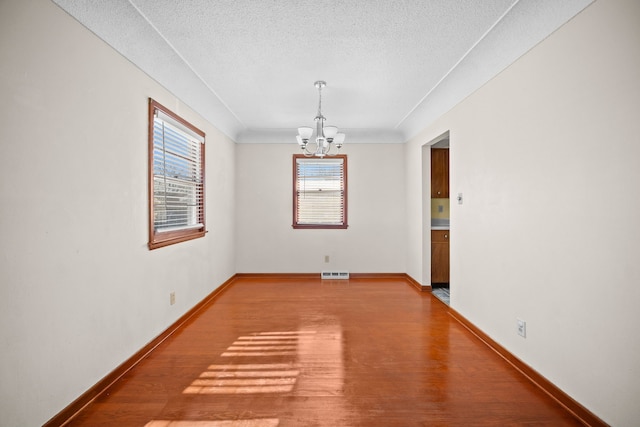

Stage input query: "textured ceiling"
[{"left": 52, "top": 0, "right": 592, "bottom": 143}]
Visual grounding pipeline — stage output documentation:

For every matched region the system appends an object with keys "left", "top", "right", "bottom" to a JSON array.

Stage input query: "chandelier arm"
[
  {"left": 326, "top": 141, "right": 342, "bottom": 156},
  {"left": 302, "top": 141, "right": 317, "bottom": 157}
]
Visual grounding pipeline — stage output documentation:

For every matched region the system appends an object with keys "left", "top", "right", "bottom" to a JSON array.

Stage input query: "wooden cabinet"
[
  {"left": 430, "top": 147, "right": 450, "bottom": 284},
  {"left": 431, "top": 230, "right": 450, "bottom": 284},
  {"left": 431, "top": 148, "right": 449, "bottom": 198}
]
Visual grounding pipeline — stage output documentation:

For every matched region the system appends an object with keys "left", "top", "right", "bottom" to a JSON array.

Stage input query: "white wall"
[
  {"left": 406, "top": 0, "right": 640, "bottom": 425},
  {"left": 0, "top": 1, "right": 236, "bottom": 425},
  {"left": 236, "top": 143, "right": 406, "bottom": 273}
]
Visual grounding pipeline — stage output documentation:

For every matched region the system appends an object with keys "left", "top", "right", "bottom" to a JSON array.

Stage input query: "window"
[
  {"left": 293, "top": 154, "right": 347, "bottom": 229},
  {"left": 148, "top": 99, "right": 205, "bottom": 249}
]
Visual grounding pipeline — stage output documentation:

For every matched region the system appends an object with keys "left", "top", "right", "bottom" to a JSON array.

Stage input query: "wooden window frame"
[
  {"left": 292, "top": 154, "right": 348, "bottom": 229},
  {"left": 148, "top": 99, "right": 206, "bottom": 249}
]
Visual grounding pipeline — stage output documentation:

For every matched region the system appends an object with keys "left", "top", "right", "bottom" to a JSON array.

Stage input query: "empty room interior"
[{"left": 1, "top": 0, "right": 639, "bottom": 426}]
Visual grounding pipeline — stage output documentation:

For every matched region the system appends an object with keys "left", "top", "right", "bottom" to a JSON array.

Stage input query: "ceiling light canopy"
[{"left": 296, "top": 81, "right": 345, "bottom": 157}]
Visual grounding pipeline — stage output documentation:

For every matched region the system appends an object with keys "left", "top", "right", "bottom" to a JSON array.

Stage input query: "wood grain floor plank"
[{"left": 65, "top": 277, "right": 584, "bottom": 426}]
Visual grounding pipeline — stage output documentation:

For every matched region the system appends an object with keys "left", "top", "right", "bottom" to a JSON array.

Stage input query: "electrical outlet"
[
  {"left": 517, "top": 318, "right": 526, "bottom": 338},
  {"left": 170, "top": 292, "right": 176, "bottom": 305},
  {"left": 324, "top": 255, "right": 330, "bottom": 263}
]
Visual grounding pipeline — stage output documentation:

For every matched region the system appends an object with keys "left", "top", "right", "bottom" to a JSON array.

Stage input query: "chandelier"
[{"left": 296, "top": 81, "right": 345, "bottom": 157}]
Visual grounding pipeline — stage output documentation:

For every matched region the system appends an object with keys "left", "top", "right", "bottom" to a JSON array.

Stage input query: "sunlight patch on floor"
[{"left": 183, "top": 331, "right": 316, "bottom": 394}]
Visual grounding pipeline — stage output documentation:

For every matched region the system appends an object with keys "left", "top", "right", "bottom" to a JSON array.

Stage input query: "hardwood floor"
[{"left": 64, "top": 276, "right": 584, "bottom": 426}]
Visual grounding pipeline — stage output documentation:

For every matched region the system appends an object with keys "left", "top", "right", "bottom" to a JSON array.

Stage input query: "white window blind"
[
  {"left": 294, "top": 156, "right": 346, "bottom": 227},
  {"left": 152, "top": 109, "right": 204, "bottom": 234}
]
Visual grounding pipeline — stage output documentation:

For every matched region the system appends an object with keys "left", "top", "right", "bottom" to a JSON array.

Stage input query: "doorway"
[{"left": 423, "top": 132, "right": 450, "bottom": 305}]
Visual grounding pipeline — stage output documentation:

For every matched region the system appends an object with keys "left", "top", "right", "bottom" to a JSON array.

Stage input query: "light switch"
[{"left": 457, "top": 193, "right": 463, "bottom": 205}]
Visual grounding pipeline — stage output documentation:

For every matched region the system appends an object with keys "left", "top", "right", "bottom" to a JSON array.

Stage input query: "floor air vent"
[{"left": 321, "top": 271, "right": 350, "bottom": 280}]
